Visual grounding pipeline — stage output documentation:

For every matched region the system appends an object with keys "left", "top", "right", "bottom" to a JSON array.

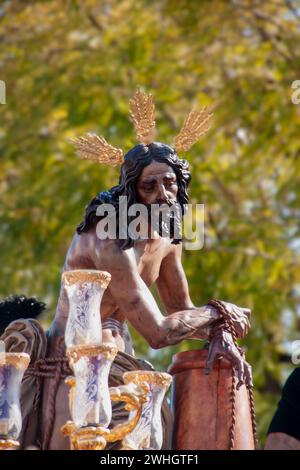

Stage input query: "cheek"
[
  {"left": 144, "top": 194, "right": 157, "bottom": 204},
  {"left": 169, "top": 185, "right": 178, "bottom": 198},
  {"left": 137, "top": 185, "right": 162, "bottom": 204},
  {"left": 137, "top": 189, "right": 152, "bottom": 204},
  {"left": 136, "top": 187, "right": 144, "bottom": 202}
]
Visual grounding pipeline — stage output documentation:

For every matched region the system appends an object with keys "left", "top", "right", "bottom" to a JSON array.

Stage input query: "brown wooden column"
[{"left": 168, "top": 349, "right": 255, "bottom": 450}]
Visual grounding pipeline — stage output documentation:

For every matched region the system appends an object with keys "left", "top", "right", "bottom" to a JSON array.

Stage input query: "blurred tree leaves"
[{"left": 1, "top": 0, "right": 300, "bottom": 444}]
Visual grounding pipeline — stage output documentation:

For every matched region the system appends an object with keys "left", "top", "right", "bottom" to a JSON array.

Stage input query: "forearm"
[{"left": 154, "top": 305, "right": 220, "bottom": 348}]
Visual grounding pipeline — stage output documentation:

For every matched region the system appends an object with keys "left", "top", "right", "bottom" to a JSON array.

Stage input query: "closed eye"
[
  {"left": 142, "top": 184, "right": 155, "bottom": 192},
  {"left": 166, "top": 181, "right": 177, "bottom": 189}
]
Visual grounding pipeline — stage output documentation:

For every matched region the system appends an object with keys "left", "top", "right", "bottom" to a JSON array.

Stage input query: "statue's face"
[{"left": 136, "top": 161, "right": 178, "bottom": 206}]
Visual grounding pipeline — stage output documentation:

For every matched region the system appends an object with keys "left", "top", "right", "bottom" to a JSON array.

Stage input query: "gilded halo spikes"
[
  {"left": 72, "top": 87, "right": 213, "bottom": 166},
  {"left": 129, "top": 87, "right": 156, "bottom": 145},
  {"left": 72, "top": 133, "right": 124, "bottom": 167},
  {"left": 173, "top": 108, "right": 214, "bottom": 153}
]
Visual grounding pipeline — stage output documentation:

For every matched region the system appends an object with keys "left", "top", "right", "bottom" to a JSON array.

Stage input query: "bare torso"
[
  {"left": 42, "top": 229, "right": 174, "bottom": 449},
  {"left": 50, "top": 228, "right": 172, "bottom": 353}
]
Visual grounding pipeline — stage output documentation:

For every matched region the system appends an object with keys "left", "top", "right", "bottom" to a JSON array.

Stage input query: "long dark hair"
[{"left": 77, "top": 142, "right": 191, "bottom": 250}]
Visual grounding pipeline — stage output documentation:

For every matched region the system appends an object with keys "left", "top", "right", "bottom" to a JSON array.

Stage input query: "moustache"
[{"left": 154, "top": 198, "right": 177, "bottom": 207}]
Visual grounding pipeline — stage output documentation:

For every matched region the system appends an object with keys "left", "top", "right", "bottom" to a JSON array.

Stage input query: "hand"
[
  {"left": 204, "top": 329, "right": 253, "bottom": 389},
  {"left": 215, "top": 300, "right": 251, "bottom": 338}
]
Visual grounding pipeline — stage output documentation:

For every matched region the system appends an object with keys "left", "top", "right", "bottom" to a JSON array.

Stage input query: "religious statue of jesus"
[{"left": 0, "top": 88, "right": 252, "bottom": 450}]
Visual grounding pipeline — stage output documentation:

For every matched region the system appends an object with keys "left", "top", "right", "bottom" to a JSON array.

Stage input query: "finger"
[
  {"left": 234, "top": 357, "right": 245, "bottom": 390},
  {"left": 236, "top": 318, "right": 251, "bottom": 338},
  {"left": 244, "top": 362, "right": 253, "bottom": 388},
  {"left": 242, "top": 308, "right": 251, "bottom": 318},
  {"left": 204, "top": 345, "right": 218, "bottom": 375},
  {"left": 239, "top": 347, "right": 246, "bottom": 359}
]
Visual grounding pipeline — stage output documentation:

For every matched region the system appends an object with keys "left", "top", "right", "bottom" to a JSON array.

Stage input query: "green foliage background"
[{"left": 1, "top": 0, "right": 300, "bottom": 445}]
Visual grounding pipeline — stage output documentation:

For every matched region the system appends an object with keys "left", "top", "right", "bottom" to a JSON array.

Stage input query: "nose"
[{"left": 157, "top": 184, "right": 168, "bottom": 203}]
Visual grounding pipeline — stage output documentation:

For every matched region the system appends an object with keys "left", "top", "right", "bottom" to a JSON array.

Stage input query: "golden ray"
[
  {"left": 174, "top": 107, "right": 213, "bottom": 152},
  {"left": 129, "top": 87, "right": 156, "bottom": 144},
  {"left": 72, "top": 133, "right": 124, "bottom": 167}
]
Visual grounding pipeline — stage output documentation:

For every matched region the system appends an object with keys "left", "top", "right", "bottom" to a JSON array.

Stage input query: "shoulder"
[
  {"left": 90, "top": 233, "right": 136, "bottom": 271},
  {"left": 73, "top": 229, "right": 118, "bottom": 255}
]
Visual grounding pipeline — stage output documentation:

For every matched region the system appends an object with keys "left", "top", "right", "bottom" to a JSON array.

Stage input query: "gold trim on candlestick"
[
  {"left": 0, "top": 352, "right": 30, "bottom": 371},
  {"left": 121, "top": 442, "right": 137, "bottom": 450},
  {"left": 61, "top": 423, "right": 110, "bottom": 450},
  {"left": 109, "top": 381, "right": 150, "bottom": 410},
  {"left": 61, "top": 380, "right": 149, "bottom": 449},
  {"left": 107, "top": 382, "right": 149, "bottom": 442},
  {"left": 106, "top": 405, "right": 143, "bottom": 444},
  {"left": 123, "top": 370, "right": 172, "bottom": 388},
  {"left": 0, "top": 439, "right": 19, "bottom": 450},
  {"left": 62, "top": 269, "right": 111, "bottom": 289},
  {"left": 66, "top": 343, "right": 118, "bottom": 363},
  {"left": 65, "top": 376, "right": 76, "bottom": 387},
  {"left": 65, "top": 376, "right": 76, "bottom": 412}
]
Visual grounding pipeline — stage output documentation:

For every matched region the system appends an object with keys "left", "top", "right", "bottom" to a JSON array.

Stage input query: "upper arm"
[
  {"left": 156, "top": 244, "right": 194, "bottom": 315},
  {"left": 95, "top": 241, "right": 165, "bottom": 348}
]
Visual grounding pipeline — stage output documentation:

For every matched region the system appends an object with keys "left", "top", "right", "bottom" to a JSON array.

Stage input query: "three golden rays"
[{"left": 72, "top": 87, "right": 213, "bottom": 167}]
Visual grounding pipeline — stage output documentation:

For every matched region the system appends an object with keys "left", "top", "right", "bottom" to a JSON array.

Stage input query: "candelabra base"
[
  {"left": 0, "top": 439, "right": 19, "bottom": 450},
  {"left": 61, "top": 421, "right": 110, "bottom": 450}
]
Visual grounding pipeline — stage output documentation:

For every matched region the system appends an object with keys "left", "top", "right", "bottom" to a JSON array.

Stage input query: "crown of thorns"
[{"left": 72, "top": 87, "right": 213, "bottom": 167}]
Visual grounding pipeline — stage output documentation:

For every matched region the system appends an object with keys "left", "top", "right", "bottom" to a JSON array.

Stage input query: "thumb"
[
  {"left": 204, "top": 343, "right": 218, "bottom": 375},
  {"left": 242, "top": 307, "right": 251, "bottom": 318}
]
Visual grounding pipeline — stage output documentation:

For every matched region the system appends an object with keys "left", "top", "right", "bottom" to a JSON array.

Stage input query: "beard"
[{"left": 146, "top": 199, "right": 183, "bottom": 242}]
